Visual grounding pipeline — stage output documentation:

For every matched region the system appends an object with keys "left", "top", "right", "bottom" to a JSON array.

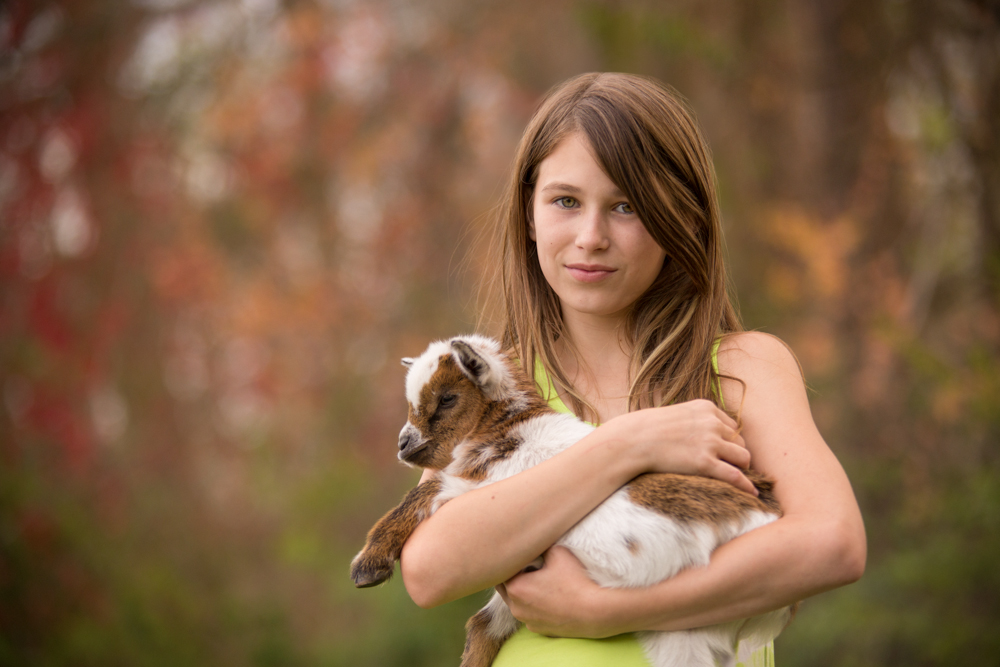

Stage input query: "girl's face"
[{"left": 530, "top": 132, "right": 667, "bottom": 324}]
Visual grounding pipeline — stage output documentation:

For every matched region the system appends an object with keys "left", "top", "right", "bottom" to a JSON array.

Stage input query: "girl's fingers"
[
  {"left": 714, "top": 461, "right": 758, "bottom": 496},
  {"left": 719, "top": 440, "right": 751, "bottom": 470},
  {"left": 721, "top": 428, "right": 746, "bottom": 449},
  {"left": 714, "top": 407, "right": 739, "bottom": 432}
]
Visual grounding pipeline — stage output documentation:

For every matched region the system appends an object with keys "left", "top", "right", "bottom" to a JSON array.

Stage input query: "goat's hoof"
[{"left": 351, "top": 554, "right": 395, "bottom": 588}]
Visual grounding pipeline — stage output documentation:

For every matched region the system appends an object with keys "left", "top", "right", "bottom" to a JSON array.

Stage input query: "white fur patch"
[
  {"left": 434, "top": 452, "right": 481, "bottom": 513},
  {"left": 404, "top": 339, "right": 452, "bottom": 411},
  {"left": 404, "top": 335, "right": 520, "bottom": 411},
  {"left": 486, "top": 414, "right": 596, "bottom": 482},
  {"left": 561, "top": 495, "right": 713, "bottom": 588},
  {"left": 483, "top": 592, "right": 519, "bottom": 640}
]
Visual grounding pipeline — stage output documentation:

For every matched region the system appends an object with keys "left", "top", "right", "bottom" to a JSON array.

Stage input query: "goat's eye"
[{"left": 439, "top": 394, "right": 457, "bottom": 409}]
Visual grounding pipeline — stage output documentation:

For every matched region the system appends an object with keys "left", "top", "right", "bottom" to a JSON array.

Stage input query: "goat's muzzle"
[{"left": 397, "top": 422, "right": 426, "bottom": 461}]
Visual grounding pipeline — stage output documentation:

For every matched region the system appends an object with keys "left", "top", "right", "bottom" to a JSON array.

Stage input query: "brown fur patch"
[
  {"left": 626, "top": 470, "right": 779, "bottom": 525},
  {"left": 453, "top": 433, "right": 527, "bottom": 481},
  {"left": 461, "top": 607, "right": 509, "bottom": 667},
  {"left": 351, "top": 478, "right": 442, "bottom": 588}
]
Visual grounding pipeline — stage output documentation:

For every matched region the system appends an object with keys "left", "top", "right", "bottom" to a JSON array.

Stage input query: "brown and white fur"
[{"left": 351, "top": 335, "right": 793, "bottom": 667}]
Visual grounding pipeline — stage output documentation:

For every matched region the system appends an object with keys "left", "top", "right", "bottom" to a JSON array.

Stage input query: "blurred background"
[{"left": 1, "top": 0, "right": 998, "bottom": 664}]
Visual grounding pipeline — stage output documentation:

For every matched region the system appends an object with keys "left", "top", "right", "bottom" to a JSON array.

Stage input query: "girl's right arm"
[{"left": 399, "top": 400, "right": 754, "bottom": 608}]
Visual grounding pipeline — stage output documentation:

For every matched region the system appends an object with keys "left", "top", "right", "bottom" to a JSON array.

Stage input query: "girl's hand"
[
  {"left": 603, "top": 399, "right": 757, "bottom": 496},
  {"left": 496, "top": 546, "right": 620, "bottom": 638}
]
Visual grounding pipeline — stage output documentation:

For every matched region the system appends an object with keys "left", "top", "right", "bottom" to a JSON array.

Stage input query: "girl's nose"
[{"left": 576, "top": 210, "right": 610, "bottom": 251}]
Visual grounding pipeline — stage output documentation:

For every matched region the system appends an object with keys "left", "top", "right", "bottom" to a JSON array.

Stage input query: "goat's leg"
[
  {"left": 461, "top": 592, "right": 519, "bottom": 667},
  {"left": 350, "top": 479, "right": 442, "bottom": 588}
]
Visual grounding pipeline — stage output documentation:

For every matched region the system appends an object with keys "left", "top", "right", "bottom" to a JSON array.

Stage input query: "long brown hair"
[{"left": 481, "top": 72, "right": 743, "bottom": 422}]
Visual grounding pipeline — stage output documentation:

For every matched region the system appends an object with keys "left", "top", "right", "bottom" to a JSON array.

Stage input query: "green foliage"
[
  {"left": 781, "top": 465, "right": 1000, "bottom": 666},
  {"left": 1, "top": 0, "right": 998, "bottom": 665},
  {"left": 577, "top": 2, "right": 731, "bottom": 70}
]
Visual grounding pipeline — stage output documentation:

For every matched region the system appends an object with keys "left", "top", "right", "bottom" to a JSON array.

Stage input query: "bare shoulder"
[
  {"left": 716, "top": 332, "right": 805, "bottom": 401},
  {"left": 717, "top": 331, "right": 800, "bottom": 374}
]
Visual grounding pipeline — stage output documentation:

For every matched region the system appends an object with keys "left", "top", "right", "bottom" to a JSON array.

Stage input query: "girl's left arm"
[{"left": 498, "top": 331, "right": 866, "bottom": 637}]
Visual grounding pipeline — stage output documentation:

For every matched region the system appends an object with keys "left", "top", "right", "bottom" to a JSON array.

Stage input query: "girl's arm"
[
  {"left": 497, "top": 331, "right": 866, "bottom": 636},
  {"left": 400, "top": 383, "right": 757, "bottom": 609}
]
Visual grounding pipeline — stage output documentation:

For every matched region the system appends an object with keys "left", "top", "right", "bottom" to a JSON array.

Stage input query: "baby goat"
[{"left": 351, "top": 334, "right": 793, "bottom": 667}]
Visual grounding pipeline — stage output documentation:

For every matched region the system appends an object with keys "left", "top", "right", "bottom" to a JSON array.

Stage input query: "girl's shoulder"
[
  {"left": 716, "top": 331, "right": 801, "bottom": 375},
  {"left": 715, "top": 332, "right": 806, "bottom": 410}
]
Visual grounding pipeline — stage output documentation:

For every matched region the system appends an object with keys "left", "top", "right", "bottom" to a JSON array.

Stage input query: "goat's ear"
[
  {"left": 401, "top": 357, "right": 415, "bottom": 368},
  {"left": 451, "top": 340, "right": 490, "bottom": 387}
]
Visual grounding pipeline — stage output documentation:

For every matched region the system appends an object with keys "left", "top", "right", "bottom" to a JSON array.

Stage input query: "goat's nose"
[{"left": 398, "top": 431, "right": 411, "bottom": 451}]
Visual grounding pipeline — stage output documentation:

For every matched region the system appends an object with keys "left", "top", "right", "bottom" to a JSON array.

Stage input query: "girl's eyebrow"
[
  {"left": 538, "top": 182, "right": 583, "bottom": 194},
  {"left": 538, "top": 182, "right": 627, "bottom": 197}
]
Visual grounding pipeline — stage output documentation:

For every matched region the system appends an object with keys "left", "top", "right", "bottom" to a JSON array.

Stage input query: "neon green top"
[{"left": 492, "top": 347, "right": 775, "bottom": 667}]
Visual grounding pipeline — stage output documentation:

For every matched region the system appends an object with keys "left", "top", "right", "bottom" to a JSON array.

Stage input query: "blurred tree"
[{"left": 1, "top": 0, "right": 997, "bottom": 665}]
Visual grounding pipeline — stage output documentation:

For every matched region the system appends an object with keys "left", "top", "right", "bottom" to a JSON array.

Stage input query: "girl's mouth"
[{"left": 566, "top": 264, "right": 616, "bottom": 282}]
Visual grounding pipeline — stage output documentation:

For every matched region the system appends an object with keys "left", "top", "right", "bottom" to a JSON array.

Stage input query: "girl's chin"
[{"left": 558, "top": 299, "right": 633, "bottom": 321}]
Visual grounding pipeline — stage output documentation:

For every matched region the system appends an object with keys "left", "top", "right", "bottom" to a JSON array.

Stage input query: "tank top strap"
[
  {"left": 711, "top": 337, "right": 725, "bottom": 410},
  {"left": 533, "top": 356, "right": 575, "bottom": 416}
]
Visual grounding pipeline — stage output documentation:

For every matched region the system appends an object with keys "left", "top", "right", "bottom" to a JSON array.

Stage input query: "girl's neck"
[{"left": 556, "top": 310, "right": 633, "bottom": 422}]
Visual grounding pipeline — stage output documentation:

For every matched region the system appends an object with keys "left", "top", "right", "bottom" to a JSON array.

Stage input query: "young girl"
[{"left": 399, "top": 72, "right": 866, "bottom": 666}]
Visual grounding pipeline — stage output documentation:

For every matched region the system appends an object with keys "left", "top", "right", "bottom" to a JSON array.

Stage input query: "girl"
[{"left": 400, "top": 72, "right": 866, "bottom": 666}]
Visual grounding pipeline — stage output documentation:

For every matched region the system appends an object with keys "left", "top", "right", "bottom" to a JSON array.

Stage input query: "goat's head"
[{"left": 396, "top": 335, "right": 516, "bottom": 469}]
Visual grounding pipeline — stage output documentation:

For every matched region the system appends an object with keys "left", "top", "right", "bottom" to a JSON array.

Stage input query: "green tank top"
[{"left": 492, "top": 348, "right": 775, "bottom": 667}]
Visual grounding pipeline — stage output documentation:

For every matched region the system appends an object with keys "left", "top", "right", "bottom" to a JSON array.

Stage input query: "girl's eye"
[
  {"left": 554, "top": 196, "right": 578, "bottom": 209},
  {"left": 613, "top": 202, "right": 634, "bottom": 214}
]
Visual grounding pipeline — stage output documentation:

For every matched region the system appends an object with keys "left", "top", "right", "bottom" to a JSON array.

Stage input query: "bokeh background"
[{"left": 2, "top": 0, "right": 999, "bottom": 665}]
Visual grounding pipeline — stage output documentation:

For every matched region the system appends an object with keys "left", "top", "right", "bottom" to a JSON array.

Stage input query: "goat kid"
[{"left": 351, "top": 335, "right": 793, "bottom": 667}]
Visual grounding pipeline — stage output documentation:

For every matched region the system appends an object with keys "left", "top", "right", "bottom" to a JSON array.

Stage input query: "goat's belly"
[{"left": 557, "top": 490, "right": 776, "bottom": 589}]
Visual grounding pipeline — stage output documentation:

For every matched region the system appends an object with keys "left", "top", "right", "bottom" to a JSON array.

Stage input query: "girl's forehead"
[
  {"left": 535, "top": 133, "right": 622, "bottom": 196},
  {"left": 541, "top": 132, "right": 592, "bottom": 165}
]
